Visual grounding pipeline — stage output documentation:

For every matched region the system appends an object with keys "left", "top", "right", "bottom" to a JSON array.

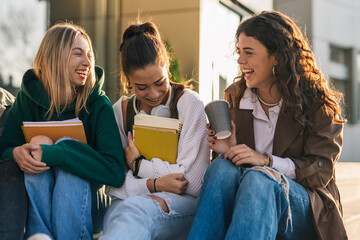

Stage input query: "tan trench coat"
[{"left": 224, "top": 83, "right": 347, "bottom": 240}]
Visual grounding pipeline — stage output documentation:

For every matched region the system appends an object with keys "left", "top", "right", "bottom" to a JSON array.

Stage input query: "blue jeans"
[
  {"left": 188, "top": 158, "right": 317, "bottom": 240},
  {"left": 100, "top": 192, "right": 198, "bottom": 240},
  {"left": 24, "top": 167, "right": 92, "bottom": 240}
]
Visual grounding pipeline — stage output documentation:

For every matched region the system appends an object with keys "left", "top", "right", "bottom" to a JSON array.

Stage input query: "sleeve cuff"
[
  {"left": 272, "top": 155, "right": 296, "bottom": 179},
  {"left": 137, "top": 159, "right": 154, "bottom": 178},
  {"left": 125, "top": 174, "right": 151, "bottom": 197},
  {"left": 41, "top": 144, "right": 66, "bottom": 166}
]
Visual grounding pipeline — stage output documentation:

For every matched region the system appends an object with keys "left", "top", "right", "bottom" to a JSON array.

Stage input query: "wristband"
[
  {"left": 133, "top": 155, "right": 145, "bottom": 177},
  {"left": 263, "top": 152, "right": 273, "bottom": 167},
  {"left": 153, "top": 178, "right": 157, "bottom": 192}
]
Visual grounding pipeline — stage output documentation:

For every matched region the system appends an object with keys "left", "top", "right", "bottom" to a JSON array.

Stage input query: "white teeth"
[
  {"left": 242, "top": 69, "right": 254, "bottom": 73},
  {"left": 76, "top": 70, "right": 88, "bottom": 77}
]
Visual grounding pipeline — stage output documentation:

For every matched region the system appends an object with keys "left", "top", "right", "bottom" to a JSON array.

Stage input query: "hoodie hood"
[{"left": 20, "top": 66, "right": 105, "bottom": 112}]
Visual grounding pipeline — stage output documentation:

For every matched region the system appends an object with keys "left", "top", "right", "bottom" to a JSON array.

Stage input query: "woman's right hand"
[
  {"left": 13, "top": 144, "right": 49, "bottom": 174},
  {"left": 154, "top": 173, "right": 188, "bottom": 194},
  {"left": 207, "top": 120, "right": 237, "bottom": 154}
]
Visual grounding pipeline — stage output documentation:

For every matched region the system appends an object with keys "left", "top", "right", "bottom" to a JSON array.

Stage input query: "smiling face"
[
  {"left": 236, "top": 33, "right": 277, "bottom": 92},
  {"left": 128, "top": 64, "right": 171, "bottom": 113},
  {"left": 68, "top": 34, "right": 92, "bottom": 88}
]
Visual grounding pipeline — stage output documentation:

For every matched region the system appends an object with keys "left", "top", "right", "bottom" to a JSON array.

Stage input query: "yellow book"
[
  {"left": 21, "top": 118, "right": 87, "bottom": 144},
  {"left": 133, "top": 114, "right": 183, "bottom": 164}
]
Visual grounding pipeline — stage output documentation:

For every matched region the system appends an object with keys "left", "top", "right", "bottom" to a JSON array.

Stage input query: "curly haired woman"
[{"left": 189, "top": 11, "right": 347, "bottom": 240}]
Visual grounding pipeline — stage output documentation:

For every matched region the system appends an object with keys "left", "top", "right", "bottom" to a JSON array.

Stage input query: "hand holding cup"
[
  {"left": 205, "top": 100, "right": 232, "bottom": 139},
  {"left": 205, "top": 100, "right": 237, "bottom": 154}
]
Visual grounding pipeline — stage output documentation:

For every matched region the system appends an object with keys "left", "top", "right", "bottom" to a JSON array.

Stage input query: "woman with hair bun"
[
  {"left": 189, "top": 10, "right": 347, "bottom": 240},
  {"left": 101, "top": 21, "right": 209, "bottom": 240}
]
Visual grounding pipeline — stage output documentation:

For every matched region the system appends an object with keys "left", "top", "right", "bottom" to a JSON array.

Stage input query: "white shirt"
[
  {"left": 106, "top": 89, "right": 210, "bottom": 199},
  {"left": 240, "top": 88, "right": 296, "bottom": 179}
]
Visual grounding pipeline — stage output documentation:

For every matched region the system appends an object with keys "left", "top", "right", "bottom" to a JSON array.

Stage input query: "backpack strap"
[{"left": 125, "top": 95, "right": 136, "bottom": 134}]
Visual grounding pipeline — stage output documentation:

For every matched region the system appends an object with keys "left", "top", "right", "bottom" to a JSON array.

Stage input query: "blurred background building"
[{"left": 0, "top": 0, "right": 359, "bottom": 162}]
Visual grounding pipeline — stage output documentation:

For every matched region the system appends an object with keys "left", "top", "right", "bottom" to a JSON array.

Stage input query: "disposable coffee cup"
[{"left": 204, "top": 100, "right": 232, "bottom": 139}]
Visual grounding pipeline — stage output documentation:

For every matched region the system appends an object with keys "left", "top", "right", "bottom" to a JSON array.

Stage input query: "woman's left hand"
[
  {"left": 223, "top": 144, "right": 268, "bottom": 167},
  {"left": 124, "top": 131, "right": 141, "bottom": 169}
]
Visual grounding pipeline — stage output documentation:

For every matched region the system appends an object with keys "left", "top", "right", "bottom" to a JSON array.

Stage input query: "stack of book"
[
  {"left": 133, "top": 114, "right": 183, "bottom": 164},
  {"left": 22, "top": 118, "right": 87, "bottom": 144}
]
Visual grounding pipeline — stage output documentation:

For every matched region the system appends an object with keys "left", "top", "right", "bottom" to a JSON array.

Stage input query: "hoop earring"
[{"left": 272, "top": 66, "right": 276, "bottom": 77}]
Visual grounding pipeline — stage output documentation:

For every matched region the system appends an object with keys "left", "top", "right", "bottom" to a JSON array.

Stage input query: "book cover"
[
  {"left": 133, "top": 114, "right": 183, "bottom": 164},
  {"left": 22, "top": 118, "right": 87, "bottom": 144}
]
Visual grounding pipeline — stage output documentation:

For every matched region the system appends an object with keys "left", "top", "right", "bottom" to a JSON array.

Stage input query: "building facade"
[
  {"left": 47, "top": 0, "right": 359, "bottom": 162},
  {"left": 274, "top": 0, "right": 360, "bottom": 161}
]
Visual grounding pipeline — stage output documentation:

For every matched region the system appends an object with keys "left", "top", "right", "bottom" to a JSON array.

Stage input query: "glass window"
[
  {"left": 332, "top": 78, "right": 348, "bottom": 118},
  {"left": 330, "top": 45, "right": 347, "bottom": 64}
]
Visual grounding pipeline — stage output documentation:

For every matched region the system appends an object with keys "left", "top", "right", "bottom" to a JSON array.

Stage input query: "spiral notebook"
[
  {"left": 21, "top": 118, "right": 87, "bottom": 144},
  {"left": 133, "top": 114, "right": 183, "bottom": 164}
]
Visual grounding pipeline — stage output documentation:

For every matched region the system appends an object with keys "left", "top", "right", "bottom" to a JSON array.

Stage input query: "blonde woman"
[{"left": 0, "top": 22, "right": 125, "bottom": 239}]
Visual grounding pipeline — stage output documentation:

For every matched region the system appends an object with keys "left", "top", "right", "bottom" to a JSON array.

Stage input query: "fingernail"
[
  {"left": 206, "top": 123, "right": 210, "bottom": 127},
  {"left": 211, "top": 131, "right": 215, "bottom": 135},
  {"left": 212, "top": 141, "right": 215, "bottom": 145},
  {"left": 128, "top": 131, "right": 131, "bottom": 136},
  {"left": 214, "top": 136, "right": 217, "bottom": 140},
  {"left": 222, "top": 155, "right": 225, "bottom": 159}
]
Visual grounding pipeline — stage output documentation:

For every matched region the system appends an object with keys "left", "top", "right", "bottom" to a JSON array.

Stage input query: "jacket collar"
[{"left": 227, "top": 85, "right": 303, "bottom": 157}]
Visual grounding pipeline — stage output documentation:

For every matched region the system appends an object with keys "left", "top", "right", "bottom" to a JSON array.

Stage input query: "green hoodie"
[{"left": 0, "top": 66, "right": 125, "bottom": 188}]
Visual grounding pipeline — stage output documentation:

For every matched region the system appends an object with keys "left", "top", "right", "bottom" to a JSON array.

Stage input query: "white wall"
[
  {"left": 199, "top": 0, "right": 271, "bottom": 104},
  {"left": 199, "top": 0, "right": 241, "bottom": 104},
  {"left": 240, "top": 0, "right": 273, "bottom": 13}
]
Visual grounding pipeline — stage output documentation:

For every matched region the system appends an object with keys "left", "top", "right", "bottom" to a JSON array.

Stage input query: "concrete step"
[
  {"left": 336, "top": 162, "right": 360, "bottom": 240},
  {"left": 336, "top": 162, "right": 360, "bottom": 203},
  {"left": 342, "top": 199, "right": 360, "bottom": 240}
]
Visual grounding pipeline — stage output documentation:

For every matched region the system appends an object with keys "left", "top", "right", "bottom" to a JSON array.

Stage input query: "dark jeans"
[{"left": 0, "top": 160, "right": 27, "bottom": 240}]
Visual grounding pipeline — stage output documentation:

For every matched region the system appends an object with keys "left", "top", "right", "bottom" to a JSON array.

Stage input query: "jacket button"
[
  {"left": 318, "top": 160, "right": 325, "bottom": 168},
  {"left": 327, "top": 202, "right": 334, "bottom": 209}
]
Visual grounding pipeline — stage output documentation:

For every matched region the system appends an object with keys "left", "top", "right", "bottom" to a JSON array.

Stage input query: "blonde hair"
[{"left": 33, "top": 22, "right": 96, "bottom": 119}]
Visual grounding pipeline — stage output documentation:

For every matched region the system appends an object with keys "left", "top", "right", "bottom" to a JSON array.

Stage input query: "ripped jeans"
[
  {"left": 188, "top": 157, "right": 317, "bottom": 240},
  {"left": 100, "top": 192, "right": 197, "bottom": 240}
]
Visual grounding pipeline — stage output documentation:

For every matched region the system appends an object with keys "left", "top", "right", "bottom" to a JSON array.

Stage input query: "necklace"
[{"left": 256, "top": 92, "right": 281, "bottom": 107}]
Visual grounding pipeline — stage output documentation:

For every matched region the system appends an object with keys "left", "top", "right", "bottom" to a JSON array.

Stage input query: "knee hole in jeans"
[{"left": 147, "top": 195, "right": 169, "bottom": 213}]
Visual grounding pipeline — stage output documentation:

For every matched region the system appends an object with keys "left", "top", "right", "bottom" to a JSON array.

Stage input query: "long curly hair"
[{"left": 234, "top": 11, "right": 345, "bottom": 127}]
